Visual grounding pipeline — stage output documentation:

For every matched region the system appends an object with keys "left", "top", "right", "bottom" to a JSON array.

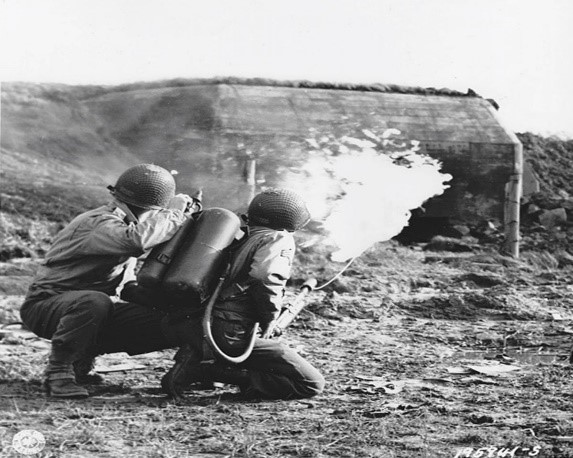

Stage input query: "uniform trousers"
[{"left": 20, "top": 290, "right": 324, "bottom": 399}]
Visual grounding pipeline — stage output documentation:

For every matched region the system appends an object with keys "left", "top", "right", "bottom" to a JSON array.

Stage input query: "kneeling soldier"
[
  {"left": 20, "top": 164, "right": 197, "bottom": 398},
  {"left": 161, "top": 188, "right": 325, "bottom": 399}
]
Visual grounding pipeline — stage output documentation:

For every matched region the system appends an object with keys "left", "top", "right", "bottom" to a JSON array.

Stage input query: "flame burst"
[{"left": 299, "top": 128, "right": 452, "bottom": 262}]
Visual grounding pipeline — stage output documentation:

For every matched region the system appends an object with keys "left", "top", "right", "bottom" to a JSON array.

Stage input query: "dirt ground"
[{"left": 0, "top": 242, "right": 572, "bottom": 458}]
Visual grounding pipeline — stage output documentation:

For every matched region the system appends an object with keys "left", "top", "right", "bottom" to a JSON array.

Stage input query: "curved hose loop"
[
  {"left": 202, "top": 271, "right": 259, "bottom": 365},
  {"left": 315, "top": 256, "right": 357, "bottom": 290}
]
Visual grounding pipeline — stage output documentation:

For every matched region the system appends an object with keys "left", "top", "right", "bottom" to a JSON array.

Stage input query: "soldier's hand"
[
  {"left": 260, "top": 320, "right": 278, "bottom": 339},
  {"left": 188, "top": 189, "right": 203, "bottom": 214},
  {"left": 168, "top": 194, "right": 194, "bottom": 212}
]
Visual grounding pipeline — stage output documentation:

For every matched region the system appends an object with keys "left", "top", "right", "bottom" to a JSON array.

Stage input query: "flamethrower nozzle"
[
  {"left": 300, "top": 278, "right": 317, "bottom": 292},
  {"left": 274, "top": 277, "right": 317, "bottom": 334}
]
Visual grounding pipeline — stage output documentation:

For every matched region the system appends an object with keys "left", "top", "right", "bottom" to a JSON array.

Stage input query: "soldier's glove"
[
  {"left": 169, "top": 194, "right": 194, "bottom": 212},
  {"left": 187, "top": 189, "right": 203, "bottom": 214},
  {"left": 259, "top": 319, "right": 278, "bottom": 339}
]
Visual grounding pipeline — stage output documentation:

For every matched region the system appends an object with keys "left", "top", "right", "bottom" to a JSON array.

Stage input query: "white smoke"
[{"left": 300, "top": 128, "right": 452, "bottom": 262}]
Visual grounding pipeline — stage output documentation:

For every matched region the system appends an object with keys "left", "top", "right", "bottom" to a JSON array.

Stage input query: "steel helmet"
[
  {"left": 109, "top": 164, "right": 176, "bottom": 210},
  {"left": 248, "top": 188, "right": 311, "bottom": 231}
]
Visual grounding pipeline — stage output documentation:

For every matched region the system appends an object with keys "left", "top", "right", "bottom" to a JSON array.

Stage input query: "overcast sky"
[{"left": 1, "top": 0, "right": 572, "bottom": 137}]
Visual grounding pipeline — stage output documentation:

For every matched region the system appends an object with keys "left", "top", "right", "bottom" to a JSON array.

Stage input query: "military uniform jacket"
[
  {"left": 24, "top": 201, "right": 186, "bottom": 301},
  {"left": 214, "top": 226, "right": 295, "bottom": 325}
]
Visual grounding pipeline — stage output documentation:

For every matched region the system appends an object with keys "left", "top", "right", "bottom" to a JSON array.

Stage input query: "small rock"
[
  {"left": 451, "top": 225, "right": 471, "bottom": 237},
  {"left": 562, "top": 199, "right": 573, "bottom": 211},
  {"left": 459, "top": 273, "right": 506, "bottom": 287},
  {"left": 526, "top": 203, "right": 541, "bottom": 215},
  {"left": 423, "top": 236, "right": 475, "bottom": 253},
  {"left": 539, "top": 208, "right": 567, "bottom": 228},
  {"left": 469, "top": 414, "right": 495, "bottom": 424},
  {"left": 0, "top": 245, "right": 35, "bottom": 262},
  {"left": 474, "top": 332, "right": 503, "bottom": 343},
  {"left": 555, "top": 250, "right": 573, "bottom": 267}
]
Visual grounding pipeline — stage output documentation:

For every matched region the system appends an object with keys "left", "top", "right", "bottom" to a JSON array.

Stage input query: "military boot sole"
[{"left": 44, "top": 379, "right": 89, "bottom": 399}]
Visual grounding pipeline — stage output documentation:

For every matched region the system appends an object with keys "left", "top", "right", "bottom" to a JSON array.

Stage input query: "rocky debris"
[
  {"left": 400, "top": 132, "right": 571, "bottom": 251},
  {"left": 520, "top": 196, "right": 573, "bottom": 254},
  {"left": 451, "top": 225, "right": 471, "bottom": 237},
  {"left": 423, "top": 236, "right": 478, "bottom": 253},
  {"left": 414, "top": 134, "right": 573, "bottom": 258},
  {"left": 525, "top": 203, "right": 541, "bottom": 216},
  {"left": 514, "top": 133, "right": 573, "bottom": 256},
  {"left": 456, "top": 273, "right": 506, "bottom": 287},
  {"left": 538, "top": 208, "right": 567, "bottom": 229},
  {"left": 473, "top": 331, "right": 504, "bottom": 344},
  {"left": 423, "top": 255, "right": 473, "bottom": 265},
  {"left": 518, "top": 132, "right": 573, "bottom": 197},
  {"left": 402, "top": 292, "right": 513, "bottom": 321},
  {"left": 0, "top": 244, "right": 35, "bottom": 262}
]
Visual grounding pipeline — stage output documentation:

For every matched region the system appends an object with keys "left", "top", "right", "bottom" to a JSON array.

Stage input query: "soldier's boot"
[
  {"left": 73, "top": 356, "right": 104, "bottom": 385},
  {"left": 161, "top": 346, "right": 252, "bottom": 399},
  {"left": 44, "top": 369, "right": 89, "bottom": 399},
  {"left": 161, "top": 345, "right": 213, "bottom": 398}
]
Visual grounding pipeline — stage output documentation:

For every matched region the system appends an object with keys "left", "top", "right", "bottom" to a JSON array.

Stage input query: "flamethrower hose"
[
  {"left": 314, "top": 256, "right": 357, "bottom": 290},
  {"left": 202, "top": 271, "right": 259, "bottom": 365},
  {"left": 271, "top": 258, "right": 358, "bottom": 335},
  {"left": 203, "top": 255, "right": 356, "bottom": 362}
]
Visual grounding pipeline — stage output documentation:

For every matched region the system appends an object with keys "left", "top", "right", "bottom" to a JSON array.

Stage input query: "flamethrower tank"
[
  {"left": 108, "top": 164, "right": 176, "bottom": 210},
  {"left": 162, "top": 208, "right": 241, "bottom": 302},
  {"left": 248, "top": 188, "right": 311, "bottom": 232},
  {"left": 137, "top": 216, "right": 197, "bottom": 289}
]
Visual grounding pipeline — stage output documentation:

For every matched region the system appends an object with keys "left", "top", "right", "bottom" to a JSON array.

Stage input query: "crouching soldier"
[
  {"left": 161, "top": 188, "right": 325, "bottom": 400},
  {"left": 20, "top": 164, "right": 198, "bottom": 398}
]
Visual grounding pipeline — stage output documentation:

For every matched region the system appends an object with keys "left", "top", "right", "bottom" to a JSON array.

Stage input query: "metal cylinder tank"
[
  {"left": 137, "top": 216, "right": 197, "bottom": 288},
  {"left": 162, "top": 208, "right": 241, "bottom": 302}
]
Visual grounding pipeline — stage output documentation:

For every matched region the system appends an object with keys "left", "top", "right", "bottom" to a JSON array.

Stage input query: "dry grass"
[{"left": 1, "top": 243, "right": 573, "bottom": 457}]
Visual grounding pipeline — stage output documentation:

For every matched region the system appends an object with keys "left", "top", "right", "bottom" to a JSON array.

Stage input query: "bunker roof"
[
  {"left": 215, "top": 84, "right": 516, "bottom": 145},
  {"left": 77, "top": 76, "right": 518, "bottom": 146}
]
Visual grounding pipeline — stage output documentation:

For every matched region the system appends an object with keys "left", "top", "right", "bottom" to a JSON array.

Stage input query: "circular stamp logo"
[{"left": 12, "top": 430, "right": 46, "bottom": 455}]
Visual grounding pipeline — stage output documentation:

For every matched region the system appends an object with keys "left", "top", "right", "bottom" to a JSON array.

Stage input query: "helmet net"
[
  {"left": 111, "top": 164, "right": 175, "bottom": 209},
  {"left": 248, "top": 188, "right": 311, "bottom": 231}
]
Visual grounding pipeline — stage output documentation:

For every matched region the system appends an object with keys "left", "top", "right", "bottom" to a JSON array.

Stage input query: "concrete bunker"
[{"left": 86, "top": 78, "right": 523, "bottom": 255}]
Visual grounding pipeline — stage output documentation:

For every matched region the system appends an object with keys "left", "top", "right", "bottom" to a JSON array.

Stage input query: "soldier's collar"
[{"left": 110, "top": 199, "right": 139, "bottom": 224}]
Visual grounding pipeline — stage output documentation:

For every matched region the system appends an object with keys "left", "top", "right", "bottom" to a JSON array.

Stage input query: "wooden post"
[
  {"left": 484, "top": 102, "right": 523, "bottom": 258},
  {"left": 244, "top": 157, "right": 256, "bottom": 204},
  {"left": 503, "top": 142, "right": 523, "bottom": 257}
]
